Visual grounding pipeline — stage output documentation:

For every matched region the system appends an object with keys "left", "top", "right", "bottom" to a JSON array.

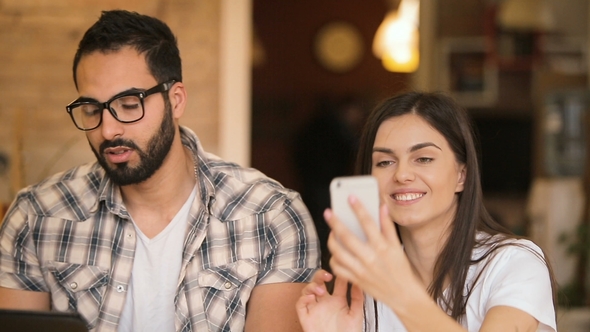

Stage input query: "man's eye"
[
  {"left": 81, "top": 106, "right": 100, "bottom": 117},
  {"left": 116, "top": 96, "right": 141, "bottom": 110},
  {"left": 121, "top": 103, "right": 141, "bottom": 110}
]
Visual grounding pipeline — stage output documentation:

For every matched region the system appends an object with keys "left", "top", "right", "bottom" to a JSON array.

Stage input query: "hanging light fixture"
[{"left": 373, "top": 0, "right": 420, "bottom": 73}]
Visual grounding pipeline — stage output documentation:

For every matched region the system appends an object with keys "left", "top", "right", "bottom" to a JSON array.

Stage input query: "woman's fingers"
[
  {"left": 379, "top": 204, "right": 401, "bottom": 246},
  {"left": 324, "top": 209, "right": 364, "bottom": 255},
  {"left": 301, "top": 270, "right": 333, "bottom": 297},
  {"left": 325, "top": 208, "right": 382, "bottom": 284},
  {"left": 347, "top": 195, "right": 382, "bottom": 242},
  {"left": 297, "top": 273, "right": 333, "bottom": 320},
  {"left": 301, "top": 282, "right": 326, "bottom": 297},
  {"left": 324, "top": 197, "right": 406, "bottom": 293},
  {"left": 346, "top": 196, "right": 403, "bottom": 254},
  {"left": 311, "top": 269, "right": 333, "bottom": 284},
  {"left": 296, "top": 293, "right": 317, "bottom": 314},
  {"left": 331, "top": 274, "right": 350, "bottom": 298},
  {"left": 327, "top": 232, "right": 364, "bottom": 283}
]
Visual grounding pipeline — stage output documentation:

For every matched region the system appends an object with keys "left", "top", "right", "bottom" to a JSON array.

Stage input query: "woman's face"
[{"left": 371, "top": 113, "right": 466, "bottom": 232}]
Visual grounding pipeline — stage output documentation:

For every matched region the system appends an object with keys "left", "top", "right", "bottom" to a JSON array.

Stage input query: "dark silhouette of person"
[{"left": 293, "top": 96, "right": 366, "bottom": 271}]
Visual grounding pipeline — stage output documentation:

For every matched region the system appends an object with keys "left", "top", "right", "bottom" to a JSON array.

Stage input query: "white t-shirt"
[
  {"left": 117, "top": 185, "right": 197, "bottom": 332},
  {"left": 364, "top": 236, "right": 556, "bottom": 332}
]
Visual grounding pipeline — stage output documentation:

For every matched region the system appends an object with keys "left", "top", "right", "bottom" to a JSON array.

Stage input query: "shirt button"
[
  {"left": 127, "top": 233, "right": 133, "bottom": 238},
  {"left": 70, "top": 282, "right": 78, "bottom": 290},
  {"left": 224, "top": 282, "right": 232, "bottom": 289},
  {"left": 116, "top": 285, "right": 125, "bottom": 293}
]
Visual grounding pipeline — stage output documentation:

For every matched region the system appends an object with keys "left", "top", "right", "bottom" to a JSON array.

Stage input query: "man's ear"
[
  {"left": 169, "top": 82, "right": 187, "bottom": 119},
  {"left": 455, "top": 166, "right": 466, "bottom": 193}
]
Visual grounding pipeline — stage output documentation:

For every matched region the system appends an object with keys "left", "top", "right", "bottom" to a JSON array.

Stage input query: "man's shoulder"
[
  {"left": 182, "top": 126, "right": 283, "bottom": 188},
  {"left": 201, "top": 156, "right": 305, "bottom": 220},
  {"left": 13, "top": 162, "right": 104, "bottom": 218},
  {"left": 184, "top": 126, "right": 305, "bottom": 218},
  {"left": 194, "top": 137, "right": 285, "bottom": 193},
  {"left": 206, "top": 157, "right": 283, "bottom": 189},
  {"left": 29, "top": 162, "right": 103, "bottom": 191},
  {"left": 206, "top": 157, "right": 291, "bottom": 194}
]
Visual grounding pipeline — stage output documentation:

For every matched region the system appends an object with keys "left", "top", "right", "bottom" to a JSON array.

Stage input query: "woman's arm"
[
  {"left": 479, "top": 306, "right": 539, "bottom": 331},
  {"left": 325, "top": 197, "right": 546, "bottom": 332}
]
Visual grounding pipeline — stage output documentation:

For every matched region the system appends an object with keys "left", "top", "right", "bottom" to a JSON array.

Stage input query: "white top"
[
  {"left": 364, "top": 236, "right": 556, "bottom": 332},
  {"left": 117, "top": 185, "right": 197, "bottom": 332}
]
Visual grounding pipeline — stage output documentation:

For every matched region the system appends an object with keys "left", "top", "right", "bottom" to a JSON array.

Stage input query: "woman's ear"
[{"left": 455, "top": 166, "right": 466, "bottom": 193}]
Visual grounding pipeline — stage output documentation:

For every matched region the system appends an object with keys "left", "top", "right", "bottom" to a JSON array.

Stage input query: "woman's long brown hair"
[{"left": 356, "top": 91, "right": 557, "bottom": 324}]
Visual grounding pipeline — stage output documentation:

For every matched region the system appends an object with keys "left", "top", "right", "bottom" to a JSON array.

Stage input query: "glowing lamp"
[{"left": 373, "top": 0, "right": 420, "bottom": 73}]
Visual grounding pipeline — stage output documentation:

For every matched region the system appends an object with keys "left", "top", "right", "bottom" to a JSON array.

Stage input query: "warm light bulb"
[
  {"left": 372, "top": 11, "right": 398, "bottom": 58},
  {"left": 372, "top": 0, "right": 420, "bottom": 73},
  {"left": 381, "top": 30, "right": 419, "bottom": 73},
  {"left": 392, "top": 48, "right": 412, "bottom": 63}
]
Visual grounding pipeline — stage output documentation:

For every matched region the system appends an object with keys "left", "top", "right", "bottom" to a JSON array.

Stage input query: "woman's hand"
[
  {"left": 296, "top": 269, "right": 363, "bottom": 332},
  {"left": 325, "top": 196, "right": 425, "bottom": 311}
]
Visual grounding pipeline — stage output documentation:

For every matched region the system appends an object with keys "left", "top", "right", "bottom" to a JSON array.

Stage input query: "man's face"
[{"left": 75, "top": 47, "right": 176, "bottom": 186}]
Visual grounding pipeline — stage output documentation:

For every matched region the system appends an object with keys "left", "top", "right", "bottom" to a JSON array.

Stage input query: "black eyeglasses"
[{"left": 66, "top": 80, "right": 176, "bottom": 131}]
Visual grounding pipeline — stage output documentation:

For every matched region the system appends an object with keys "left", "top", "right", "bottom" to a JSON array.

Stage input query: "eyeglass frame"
[{"left": 65, "top": 80, "right": 176, "bottom": 131}]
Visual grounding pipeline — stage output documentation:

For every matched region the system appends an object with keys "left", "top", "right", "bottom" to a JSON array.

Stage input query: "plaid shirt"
[{"left": 0, "top": 126, "right": 320, "bottom": 332}]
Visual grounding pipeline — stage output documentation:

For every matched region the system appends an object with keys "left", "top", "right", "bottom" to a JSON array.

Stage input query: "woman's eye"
[
  {"left": 416, "top": 157, "right": 433, "bottom": 163},
  {"left": 376, "top": 160, "right": 394, "bottom": 167}
]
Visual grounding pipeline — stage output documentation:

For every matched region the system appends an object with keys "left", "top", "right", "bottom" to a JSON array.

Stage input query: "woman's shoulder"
[
  {"left": 467, "top": 234, "right": 556, "bottom": 331},
  {"left": 471, "top": 232, "right": 546, "bottom": 269},
  {"left": 474, "top": 232, "right": 544, "bottom": 258}
]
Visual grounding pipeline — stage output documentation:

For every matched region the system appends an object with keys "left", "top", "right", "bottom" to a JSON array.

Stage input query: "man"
[{"left": 0, "top": 10, "right": 319, "bottom": 332}]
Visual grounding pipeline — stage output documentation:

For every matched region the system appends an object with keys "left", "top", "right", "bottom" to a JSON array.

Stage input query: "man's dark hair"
[{"left": 72, "top": 10, "right": 182, "bottom": 89}]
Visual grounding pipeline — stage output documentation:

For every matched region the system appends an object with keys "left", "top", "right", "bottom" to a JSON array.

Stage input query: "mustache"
[{"left": 99, "top": 138, "right": 140, "bottom": 153}]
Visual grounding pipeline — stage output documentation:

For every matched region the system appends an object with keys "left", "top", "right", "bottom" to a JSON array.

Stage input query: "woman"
[{"left": 296, "top": 92, "right": 556, "bottom": 331}]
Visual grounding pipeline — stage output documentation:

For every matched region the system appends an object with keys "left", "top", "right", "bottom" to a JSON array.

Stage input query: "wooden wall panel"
[{"left": 0, "top": 0, "right": 221, "bottom": 203}]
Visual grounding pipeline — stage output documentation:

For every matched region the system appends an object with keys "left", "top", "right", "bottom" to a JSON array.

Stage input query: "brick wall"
[{"left": 0, "top": 0, "right": 221, "bottom": 204}]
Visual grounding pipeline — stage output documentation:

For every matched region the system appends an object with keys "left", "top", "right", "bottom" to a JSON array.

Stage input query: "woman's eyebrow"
[
  {"left": 409, "top": 142, "right": 441, "bottom": 152},
  {"left": 373, "top": 142, "right": 441, "bottom": 155},
  {"left": 373, "top": 147, "right": 394, "bottom": 154}
]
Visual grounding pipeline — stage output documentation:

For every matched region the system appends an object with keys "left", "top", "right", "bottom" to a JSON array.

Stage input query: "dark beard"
[{"left": 91, "top": 98, "right": 176, "bottom": 186}]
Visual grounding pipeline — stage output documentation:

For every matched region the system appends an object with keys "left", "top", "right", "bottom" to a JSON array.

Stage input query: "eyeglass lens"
[{"left": 70, "top": 94, "right": 144, "bottom": 130}]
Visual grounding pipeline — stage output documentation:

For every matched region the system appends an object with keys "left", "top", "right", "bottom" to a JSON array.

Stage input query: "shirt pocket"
[
  {"left": 197, "top": 258, "right": 259, "bottom": 303},
  {"left": 46, "top": 261, "right": 109, "bottom": 328}
]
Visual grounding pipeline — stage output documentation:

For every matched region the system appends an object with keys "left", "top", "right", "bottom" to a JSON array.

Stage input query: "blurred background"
[{"left": 0, "top": 0, "right": 589, "bottom": 329}]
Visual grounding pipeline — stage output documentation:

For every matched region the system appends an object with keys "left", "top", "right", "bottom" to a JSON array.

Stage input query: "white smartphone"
[{"left": 329, "top": 175, "right": 380, "bottom": 242}]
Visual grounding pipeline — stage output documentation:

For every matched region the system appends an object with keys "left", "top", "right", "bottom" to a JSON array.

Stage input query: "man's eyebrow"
[
  {"left": 78, "top": 87, "right": 143, "bottom": 102},
  {"left": 75, "top": 96, "right": 100, "bottom": 102}
]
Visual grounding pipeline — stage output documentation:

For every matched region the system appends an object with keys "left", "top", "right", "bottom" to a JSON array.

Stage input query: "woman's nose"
[{"left": 394, "top": 161, "right": 415, "bottom": 183}]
